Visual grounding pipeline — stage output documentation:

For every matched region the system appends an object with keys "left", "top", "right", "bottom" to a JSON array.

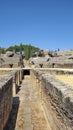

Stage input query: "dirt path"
[{"left": 5, "top": 75, "right": 51, "bottom": 130}]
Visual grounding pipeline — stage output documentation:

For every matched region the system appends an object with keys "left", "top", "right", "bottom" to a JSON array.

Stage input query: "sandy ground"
[{"left": 55, "top": 74, "right": 73, "bottom": 86}]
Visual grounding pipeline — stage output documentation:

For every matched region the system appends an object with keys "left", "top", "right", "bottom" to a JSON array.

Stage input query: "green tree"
[
  {"left": 0, "top": 47, "right": 5, "bottom": 54},
  {"left": 24, "top": 45, "right": 31, "bottom": 60},
  {"left": 6, "top": 43, "right": 40, "bottom": 59},
  {"left": 20, "top": 43, "right": 23, "bottom": 54}
]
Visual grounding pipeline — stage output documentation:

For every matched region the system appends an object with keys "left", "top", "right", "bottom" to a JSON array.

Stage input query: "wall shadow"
[
  {"left": 3, "top": 96, "right": 20, "bottom": 130},
  {"left": 16, "top": 85, "right": 21, "bottom": 94}
]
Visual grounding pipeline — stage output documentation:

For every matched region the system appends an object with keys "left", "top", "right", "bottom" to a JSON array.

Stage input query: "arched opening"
[
  {"left": 31, "top": 61, "right": 35, "bottom": 65},
  {"left": 9, "top": 64, "right": 13, "bottom": 68},
  {"left": 52, "top": 63, "right": 55, "bottom": 68},
  {"left": 39, "top": 64, "right": 43, "bottom": 68},
  {"left": 23, "top": 69, "right": 30, "bottom": 75}
]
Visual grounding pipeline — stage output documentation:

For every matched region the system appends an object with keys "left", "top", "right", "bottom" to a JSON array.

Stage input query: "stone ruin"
[
  {"left": 29, "top": 49, "right": 73, "bottom": 68},
  {"left": 30, "top": 69, "right": 73, "bottom": 130},
  {"left": 0, "top": 51, "right": 24, "bottom": 68},
  {"left": 0, "top": 49, "right": 73, "bottom": 130},
  {"left": 0, "top": 67, "right": 73, "bottom": 129},
  {"left": 0, "top": 69, "right": 23, "bottom": 130}
]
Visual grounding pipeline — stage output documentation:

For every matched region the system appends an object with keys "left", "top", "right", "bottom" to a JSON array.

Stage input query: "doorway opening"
[
  {"left": 9, "top": 64, "right": 13, "bottom": 68},
  {"left": 23, "top": 69, "right": 30, "bottom": 75}
]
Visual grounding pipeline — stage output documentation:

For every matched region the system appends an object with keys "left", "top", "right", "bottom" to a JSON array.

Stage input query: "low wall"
[
  {"left": 8, "top": 69, "right": 24, "bottom": 96},
  {"left": 0, "top": 75, "right": 13, "bottom": 130},
  {"left": 55, "top": 63, "right": 73, "bottom": 69},
  {"left": 0, "top": 69, "right": 23, "bottom": 130},
  {"left": 30, "top": 69, "right": 73, "bottom": 130},
  {"left": 34, "top": 68, "right": 73, "bottom": 75},
  {"left": 14, "top": 70, "right": 23, "bottom": 94}
]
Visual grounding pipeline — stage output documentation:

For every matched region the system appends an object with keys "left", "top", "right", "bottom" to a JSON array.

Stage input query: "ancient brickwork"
[{"left": 30, "top": 69, "right": 73, "bottom": 130}]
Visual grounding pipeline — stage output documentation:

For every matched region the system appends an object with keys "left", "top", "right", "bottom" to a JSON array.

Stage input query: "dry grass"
[
  {"left": 0, "top": 71, "right": 8, "bottom": 77},
  {"left": 55, "top": 74, "right": 73, "bottom": 86},
  {"left": 0, "top": 71, "right": 8, "bottom": 75}
]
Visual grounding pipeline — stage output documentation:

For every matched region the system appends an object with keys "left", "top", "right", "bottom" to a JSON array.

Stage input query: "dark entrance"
[
  {"left": 9, "top": 64, "right": 13, "bottom": 68},
  {"left": 39, "top": 64, "right": 43, "bottom": 68},
  {"left": 23, "top": 69, "right": 30, "bottom": 75},
  {"left": 52, "top": 63, "right": 55, "bottom": 68}
]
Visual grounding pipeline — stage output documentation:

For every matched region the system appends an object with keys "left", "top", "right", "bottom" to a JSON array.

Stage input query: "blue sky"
[{"left": 0, "top": 0, "right": 73, "bottom": 50}]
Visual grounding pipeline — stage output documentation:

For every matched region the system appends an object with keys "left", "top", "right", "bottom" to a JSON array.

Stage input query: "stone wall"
[
  {"left": 7, "top": 69, "right": 24, "bottom": 96},
  {"left": 30, "top": 69, "right": 73, "bottom": 130},
  {"left": 0, "top": 69, "right": 23, "bottom": 130},
  {"left": 35, "top": 68, "right": 73, "bottom": 75},
  {"left": 12, "top": 69, "right": 23, "bottom": 96},
  {"left": 0, "top": 69, "right": 23, "bottom": 96},
  {"left": 53, "top": 63, "right": 73, "bottom": 69},
  {"left": 0, "top": 63, "right": 22, "bottom": 68},
  {"left": 0, "top": 75, "right": 13, "bottom": 130}
]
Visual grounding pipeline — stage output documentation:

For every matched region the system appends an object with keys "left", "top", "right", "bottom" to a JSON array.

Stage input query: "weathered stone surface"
[
  {"left": 31, "top": 69, "right": 73, "bottom": 129},
  {"left": 0, "top": 52, "right": 23, "bottom": 68},
  {"left": 29, "top": 56, "right": 50, "bottom": 68},
  {"left": 0, "top": 69, "right": 23, "bottom": 130},
  {"left": 0, "top": 75, "right": 13, "bottom": 130},
  {"left": 5, "top": 51, "right": 14, "bottom": 57},
  {"left": 29, "top": 49, "right": 73, "bottom": 68}
]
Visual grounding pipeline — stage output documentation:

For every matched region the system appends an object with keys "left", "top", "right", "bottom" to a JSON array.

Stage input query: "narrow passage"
[{"left": 5, "top": 75, "right": 51, "bottom": 130}]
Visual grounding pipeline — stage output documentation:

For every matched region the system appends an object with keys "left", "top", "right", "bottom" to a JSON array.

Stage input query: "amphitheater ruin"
[{"left": 0, "top": 50, "right": 73, "bottom": 130}]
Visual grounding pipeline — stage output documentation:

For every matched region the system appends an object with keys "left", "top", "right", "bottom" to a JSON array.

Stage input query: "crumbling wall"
[{"left": 30, "top": 69, "right": 73, "bottom": 130}]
